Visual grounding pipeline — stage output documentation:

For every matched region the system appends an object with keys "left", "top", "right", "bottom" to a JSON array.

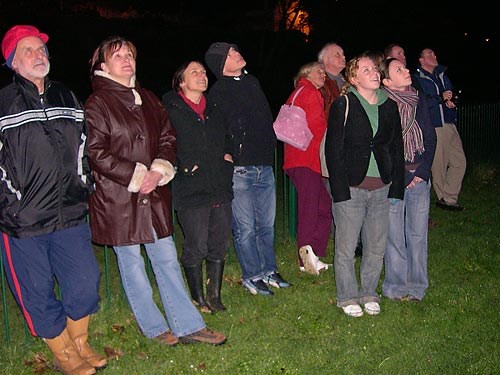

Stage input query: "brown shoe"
[
  {"left": 428, "top": 217, "right": 437, "bottom": 229},
  {"left": 407, "top": 295, "right": 422, "bottom": 303},
  {"left": 178, "top": 328, "right": 226, "bottom": 345},
  {"left": 153, "top": 331, "right": 179, "bottom": 346}
]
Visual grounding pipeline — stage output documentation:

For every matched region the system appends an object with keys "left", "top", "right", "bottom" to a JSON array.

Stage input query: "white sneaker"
[
  {"left": 364, "top": 302, "right": 381, "bottom": 315},
  {"left": 298, "top": 245, "right": 319, "bottom": 275},
  {"left": 341, "top": 304, "right": 364, "bottom": 317},
  {"left": 316, "top": 260, "right": 330, "bottom": 272}
]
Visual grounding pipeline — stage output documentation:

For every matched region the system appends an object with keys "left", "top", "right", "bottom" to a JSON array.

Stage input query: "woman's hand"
[
  {"left": 140, "top": 170, "right": 163, "bottom": 194},
  {"left": 406, "top": 176, "right": 423, "bottom": 189}
]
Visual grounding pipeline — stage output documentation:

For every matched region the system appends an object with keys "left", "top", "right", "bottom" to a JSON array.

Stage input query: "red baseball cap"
[{"left": 2, "top": 25, "right": 49, "bottom": 68}]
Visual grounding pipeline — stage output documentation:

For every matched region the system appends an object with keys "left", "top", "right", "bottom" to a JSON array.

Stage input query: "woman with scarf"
[
  {"left": 85, "top": 36, "right": 226, "bottom": 346},
  {"left": 380, "top": 57, "right": 436, "bottom": 302}
]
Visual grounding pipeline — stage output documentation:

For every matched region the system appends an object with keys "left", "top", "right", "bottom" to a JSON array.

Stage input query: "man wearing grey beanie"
[{"left": 204, "top": 42, "right": 291, "bottom": 296}]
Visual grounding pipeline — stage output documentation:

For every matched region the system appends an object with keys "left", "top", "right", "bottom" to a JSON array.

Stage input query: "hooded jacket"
[
  {"left": 205, "top": 43, "right": 276, "bottom": 166},
  {"left": 85, "top": 74, "right": 176, "bottom": 246},
  {"left": 162, "top": 90, "right": 233, "bottom": 210},
  {"left": 0, "top": 74, "right": 92, "bottom": 238}
]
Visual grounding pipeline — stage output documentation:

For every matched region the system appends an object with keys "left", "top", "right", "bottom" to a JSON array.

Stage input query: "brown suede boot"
[
  {"left": 178, "top": 328, "right": 226, "bottom": 345},
  {"left": 67, "top": 316, "right": 107, "bottom": 369},
  {"left": 44, "top": 328, "right": 96, "bottom": 375}
]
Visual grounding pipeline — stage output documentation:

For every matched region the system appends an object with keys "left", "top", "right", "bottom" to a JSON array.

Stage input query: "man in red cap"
[{"left": 0, "top": 25, "right": 106, "bottom": 375}]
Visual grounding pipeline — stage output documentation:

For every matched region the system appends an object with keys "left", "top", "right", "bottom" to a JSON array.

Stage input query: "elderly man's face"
[{"left": 12, "top": 36, "right": 50, "bottom": 84}]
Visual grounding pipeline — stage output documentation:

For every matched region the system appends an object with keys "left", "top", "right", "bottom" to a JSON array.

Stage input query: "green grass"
[{"left": 1, "top": 165, "right": 499, "bottom": 375}]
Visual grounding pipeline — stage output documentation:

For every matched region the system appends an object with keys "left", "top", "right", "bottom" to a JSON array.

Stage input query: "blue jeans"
[
  {"left": 383, "top": 180, "right": 430, "bottom": 300},
  {"left": 333, "top": 185, "right": 390, "bottom": 306},
  {"left": 231, "top": 165, "right": 278, "bottom": 281},
  {"left": 114, "top": 234, "right": 205, "bottom": 338}
]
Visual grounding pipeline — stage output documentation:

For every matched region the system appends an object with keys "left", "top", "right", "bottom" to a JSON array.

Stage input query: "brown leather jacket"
[
  {"left": 320, "top": 75, "right": 340, "bottom": 119},
  {"left": 85, "top": 75, "right": 176, "bottom": 246}
]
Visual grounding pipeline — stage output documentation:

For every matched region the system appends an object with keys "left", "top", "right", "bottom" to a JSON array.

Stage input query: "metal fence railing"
[
  {"left": 457, "top": 103, "right": 500, "bottom": 169},
  {"left": 2, "top": 102, "right": 500, "bottom": 343}
]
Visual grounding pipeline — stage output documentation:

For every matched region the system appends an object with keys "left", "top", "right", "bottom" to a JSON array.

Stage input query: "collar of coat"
[{"left": 94, "top": 70, "right": 142, "bottom": 106}]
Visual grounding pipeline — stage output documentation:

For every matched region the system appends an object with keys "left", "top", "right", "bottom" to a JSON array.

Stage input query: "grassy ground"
[{"left": 1, "top": 165, "right": 499, "bottom": 375}]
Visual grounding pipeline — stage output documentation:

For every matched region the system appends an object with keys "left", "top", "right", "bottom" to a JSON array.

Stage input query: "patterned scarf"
[{"left": 384, "top": 87, "right": 424, "bottom": 162}]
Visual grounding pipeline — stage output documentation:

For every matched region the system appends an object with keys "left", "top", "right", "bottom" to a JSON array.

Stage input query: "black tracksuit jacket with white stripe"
[{"left": 0, "top": 74, "right": 93, "bottom": 238}]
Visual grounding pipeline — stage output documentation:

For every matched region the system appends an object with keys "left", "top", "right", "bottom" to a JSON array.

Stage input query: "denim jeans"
[
  {"left": 383, "top": 180, "right": 430, "bottom": 300},
  {"left": 231, "top": 165, "right": 278, "bottom": 281},
  {"left": 114, "top": 234, "right": 205, "bottom": 338},
  {"left": 332, "top": 185, "right": 390, "bottom": 306}
]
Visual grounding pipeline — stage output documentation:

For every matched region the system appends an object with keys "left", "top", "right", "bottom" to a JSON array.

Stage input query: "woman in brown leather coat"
[{"left": 85, "top": 36, "right": 225, "bottom": 346}]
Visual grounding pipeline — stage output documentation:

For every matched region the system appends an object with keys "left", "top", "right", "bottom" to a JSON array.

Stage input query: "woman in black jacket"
[
  {"left": 325, "top": 52, "right": 404, "bottom": 318},
  {"left": 162, "top": 61, "right": 234, "bottom": 313}
]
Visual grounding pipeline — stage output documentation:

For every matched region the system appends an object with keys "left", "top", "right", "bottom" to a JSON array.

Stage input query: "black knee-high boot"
[
  {"left": 183, "top": 264, "right": 212, "bottom": 313},
  {"left": 206, "top": 260, "right": 226, "bottom": 312}
]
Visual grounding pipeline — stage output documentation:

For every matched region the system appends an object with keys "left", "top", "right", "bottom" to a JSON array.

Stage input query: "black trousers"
[{"left": 177, "top": 202, "right": 232, "bottom": 266}]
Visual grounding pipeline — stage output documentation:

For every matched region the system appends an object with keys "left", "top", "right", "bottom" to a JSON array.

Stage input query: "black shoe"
[
  {"left": 436, "top": 198, "right": 464, "bottom": 211},
  {"left": 263, "top": 272, "right": 291, "bottom": 288},
  {"left": 242, "top": 279, "right": 274, "bottom": 295}
]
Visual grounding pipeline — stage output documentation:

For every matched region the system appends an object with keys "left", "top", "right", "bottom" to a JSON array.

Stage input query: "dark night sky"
[{"left": 0, "top": 1, "right": 498, "bottom": 106}]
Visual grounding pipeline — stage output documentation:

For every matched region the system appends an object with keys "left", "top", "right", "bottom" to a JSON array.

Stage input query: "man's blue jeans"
[
  {"left": 332, "top": 185, "right": 390, "bottom": 306},
  {"left": 231, "top": 165, "right": 278, "bottom": 282},
  {"left": 383, "top": 180, "right": 430, "bottom": 300},
  {"left": 114, "top": 234, "right": 205, "bottom": 338}
]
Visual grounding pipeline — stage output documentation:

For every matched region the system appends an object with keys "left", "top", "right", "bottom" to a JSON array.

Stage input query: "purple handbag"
[{"left": 273, "top": 86, "right": 313, "bottom": 151}]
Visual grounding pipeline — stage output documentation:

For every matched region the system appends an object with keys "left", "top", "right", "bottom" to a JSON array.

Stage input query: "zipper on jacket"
[{"left": 41, "top": 95, "right": 65, "bottom": 227}]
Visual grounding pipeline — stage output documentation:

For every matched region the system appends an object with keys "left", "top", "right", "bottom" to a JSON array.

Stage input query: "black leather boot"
[
  {"left": 183, "top": 264, "right": 212, "bottom": 313},
  {"left": 206, "top": 260, "right": 226, "bottom": 312}
]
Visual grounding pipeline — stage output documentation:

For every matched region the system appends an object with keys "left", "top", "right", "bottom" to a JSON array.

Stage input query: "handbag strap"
[
  {"left": 343, "top": 94, "right": 349, "bottom": 126},
  {"left": 290, "top": 86, "right": 305, "bottom": 106}
]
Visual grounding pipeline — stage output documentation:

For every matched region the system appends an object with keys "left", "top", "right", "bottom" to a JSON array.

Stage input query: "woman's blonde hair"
[{"left": 293, "top": 61, "right": 324, "bottom": 87}]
